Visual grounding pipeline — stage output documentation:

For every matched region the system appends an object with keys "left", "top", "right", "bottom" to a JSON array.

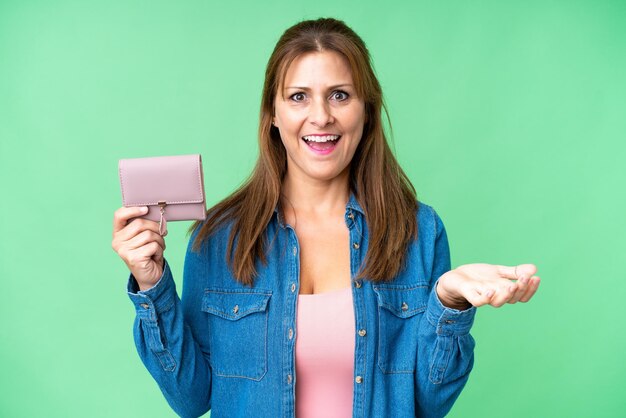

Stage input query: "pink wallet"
[{"left": 118, "top": 154, "right": 207, "bottom": 235}]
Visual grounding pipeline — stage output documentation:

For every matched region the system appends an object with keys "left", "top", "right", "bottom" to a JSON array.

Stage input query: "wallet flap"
[{"left": 119, "top": 154, "right": 205, "bottom": 206}]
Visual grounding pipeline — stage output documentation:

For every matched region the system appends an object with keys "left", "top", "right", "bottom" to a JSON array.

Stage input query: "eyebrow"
[{"left": 284, "top": 84, "right": 353, "bottom": 91}]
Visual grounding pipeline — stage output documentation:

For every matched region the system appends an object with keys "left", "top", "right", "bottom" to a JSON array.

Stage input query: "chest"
[{"left": 295, "top": 222, "right": 352, "bottom": 294}]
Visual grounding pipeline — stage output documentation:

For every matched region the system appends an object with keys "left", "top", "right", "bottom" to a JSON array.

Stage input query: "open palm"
[{"left": 437, "top": 263, "right": 541, "bottom": 309}]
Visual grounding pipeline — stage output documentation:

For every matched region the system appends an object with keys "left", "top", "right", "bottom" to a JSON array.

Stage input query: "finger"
[
  {"left": 116, "top": 218, "right": 163, "bottom": 242},
  {"left": 139, "top": 242, "right": 163, "bottom": 268},
  {"left": 153, "top": 247, "right": 164, "bottom": 265},
  {"left": 496, "top": 264, "right": 537, "bottom": 281},
  {"left": 463, "top": 286, "right": 495, "bottom": 308},
  {"left": 139, "top": 241, "right": 163, "bottom": 260},
  {"left": 490, "top": 283, "right": 518, "bottom": 308},
  {"left": 125, "top": 242, "right": 163, "bottom": 270},
  {"left": 508, "top": 276, "right": 530, "bottom": 304},
  {"left": 126, "top": 230, "right": 166, "bottom": 252},
  {"left": 519, "top": 276, "right": 541, "bottom": 302},
  {"left": 113, "top": 206, "right": 149, "bottom": 234}
]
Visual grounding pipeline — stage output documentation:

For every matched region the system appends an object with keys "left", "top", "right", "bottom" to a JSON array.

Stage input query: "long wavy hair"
[{"left": 188, "top": 17, "right": 418, "bottom": 286}]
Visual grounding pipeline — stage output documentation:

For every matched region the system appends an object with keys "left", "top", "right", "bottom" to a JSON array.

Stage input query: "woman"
[{"left": 112, "top": 17, "right": 540, "bottom": 418}]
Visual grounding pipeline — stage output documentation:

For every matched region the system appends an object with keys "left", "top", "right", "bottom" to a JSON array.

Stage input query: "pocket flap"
[
  {"left": 373, "top": 285, "right": 429, "bottom": 318},
  {"left": 202, "top": 288, "right": 271, "bottom": 321}
]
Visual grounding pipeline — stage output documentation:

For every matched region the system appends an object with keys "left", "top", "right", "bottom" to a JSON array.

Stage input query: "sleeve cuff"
[
  {"left": 127, "top": 259, "right": 176, "bottom": 321},
  {"left": 425, "top": 280, "right": 476, "bottom": 336}
]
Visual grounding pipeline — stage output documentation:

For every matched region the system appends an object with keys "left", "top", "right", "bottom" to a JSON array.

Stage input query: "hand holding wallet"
[{"left": 118, "top": 154, "right": 207, "bottom": 235}]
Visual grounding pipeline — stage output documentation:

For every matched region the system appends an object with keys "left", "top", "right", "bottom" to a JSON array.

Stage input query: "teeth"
[{"left": 302, "top": 135, "right": 340, "bottom": 142}]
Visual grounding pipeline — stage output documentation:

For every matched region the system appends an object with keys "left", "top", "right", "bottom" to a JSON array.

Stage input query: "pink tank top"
[{"left": 295, "top": 287, "right": 355, "bottom": 418}]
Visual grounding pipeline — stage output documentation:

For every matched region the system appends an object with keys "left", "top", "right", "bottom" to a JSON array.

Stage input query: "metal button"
[
  {"left": 140, "top": 303, "right": 150, "bottom": 309},
  {"left": 352, "top": 242, "right": 360, "bottom": 249},
  {"left": 233, "top": 304, "right": 239, "bottom": 314},
  {"left": 355, "top": 375, "right": 363, "bottom": 384},
  {"left": 354, "top": 280, "right": 362, "bottom": 288},
  {"left": 358, "top": 329, "right": 366, "bottom": 337},
  {"left": 292, "top": 246, "right": 297, "bottom": 256},
  {"left": 401, "top": 302, "right": 408, "bottom": 311},
  {"left": 288, "top": 328, "right": 293, "bottom": 339},
  {"left": 291, "top": 283, "right": 296, "bottom": 292},
  {"left": 287, "top": 374, "right": 293, "bottom": 384},
  {"left": 348, "top": 212, "right": 354, "bottom": 219},
  {"left": 445, "top": 320, "right": 455, "bottom": 324}
]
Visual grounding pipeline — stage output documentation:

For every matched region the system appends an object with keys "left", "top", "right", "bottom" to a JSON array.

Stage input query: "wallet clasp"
[{"left": 158, "top": 201, "right": 167, "bottom": 236}]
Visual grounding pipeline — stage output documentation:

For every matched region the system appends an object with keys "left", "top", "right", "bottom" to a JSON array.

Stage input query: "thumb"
[
  {"left": 497, "top": 264, "right": 537, "bottom": 280},
  {"left": 513, "top": 264, "right": 537, "bottom": 280}
]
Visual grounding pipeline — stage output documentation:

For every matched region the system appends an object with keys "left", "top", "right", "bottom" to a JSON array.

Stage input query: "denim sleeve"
[
  {"left": 415, "top": 209, "right": 476, "bottom": 418},
  {"left": 127, "top": 240, "right": 212, "bottom": 417}
]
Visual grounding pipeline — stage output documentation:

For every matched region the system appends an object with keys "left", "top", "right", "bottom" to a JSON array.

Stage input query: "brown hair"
[{"left": 188, "top": 17, "right": 418, "bottom": 286}]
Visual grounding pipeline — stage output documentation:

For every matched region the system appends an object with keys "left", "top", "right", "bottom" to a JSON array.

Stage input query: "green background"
[{"left": 1, "top": 0, "right": 624, "bottom": 417}]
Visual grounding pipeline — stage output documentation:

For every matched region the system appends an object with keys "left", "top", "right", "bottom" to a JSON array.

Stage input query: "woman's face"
[{"left": 273, "top": 50, "right": 365, "bottom": 184}]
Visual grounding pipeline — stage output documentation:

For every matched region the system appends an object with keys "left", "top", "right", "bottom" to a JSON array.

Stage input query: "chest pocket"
[
  {"left": 201, "top": 288, "right": 272, "bottom": 380},
  {"left": 373, "top": 284, "right": 429, "bottom": 374}
]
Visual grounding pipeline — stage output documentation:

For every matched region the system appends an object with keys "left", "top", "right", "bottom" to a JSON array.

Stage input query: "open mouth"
[{"left": 301, "top": 134, "right": 341, "bottom": 154}]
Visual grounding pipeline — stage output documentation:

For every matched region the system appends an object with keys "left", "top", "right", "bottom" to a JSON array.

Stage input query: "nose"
[{"left": 308, "top": 98, "right": 334, "bottom": 127}]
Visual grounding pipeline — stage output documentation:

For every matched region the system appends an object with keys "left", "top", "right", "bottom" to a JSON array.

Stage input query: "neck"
[{"left": 281, "top": 169, "right": 351, "bottom": 218}]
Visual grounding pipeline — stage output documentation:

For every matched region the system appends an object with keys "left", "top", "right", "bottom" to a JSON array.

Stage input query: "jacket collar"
[{"left": 346, "top": 191, "right": 364, "bottom": 215}]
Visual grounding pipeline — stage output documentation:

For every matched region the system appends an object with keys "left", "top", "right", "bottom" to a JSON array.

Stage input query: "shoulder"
[{"left": 416, "top": 200, "right": 447, "bottom": 240}]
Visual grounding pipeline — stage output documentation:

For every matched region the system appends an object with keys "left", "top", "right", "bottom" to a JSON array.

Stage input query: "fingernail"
[
  {"left": 486, "top": 290, "right": 494, "bottom": 297},
  {"left": 140, "top": 206, "right": 148, "bottom": 212}
]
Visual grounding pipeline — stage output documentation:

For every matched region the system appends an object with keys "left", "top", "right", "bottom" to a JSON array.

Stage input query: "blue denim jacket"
[{"left": 127, "top": 194, "right": 477, "bottom": 418}]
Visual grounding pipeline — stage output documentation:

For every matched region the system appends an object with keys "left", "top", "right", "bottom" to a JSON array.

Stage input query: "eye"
[
  {"left": 289, "top": 92, "right": 307, "bottom": 102},
  {"left": 330, "top": 90, "right": 349, "bottom": 101}
]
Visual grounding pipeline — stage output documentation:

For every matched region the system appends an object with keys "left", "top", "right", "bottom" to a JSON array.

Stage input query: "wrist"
[
  {"left": 436, "top": 273, "right": 473, "bottom": 310},
  {"left": 134, "top": 259, "right": 165, "bottom": 292},
  {"left": 137, "top": 281, "right": 155, "bottom": 292}
]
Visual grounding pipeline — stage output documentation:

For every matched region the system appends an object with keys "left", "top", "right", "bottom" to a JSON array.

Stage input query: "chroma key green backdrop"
[{"left": 1, "top": 1, "right": 624, "bottom": 417}]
